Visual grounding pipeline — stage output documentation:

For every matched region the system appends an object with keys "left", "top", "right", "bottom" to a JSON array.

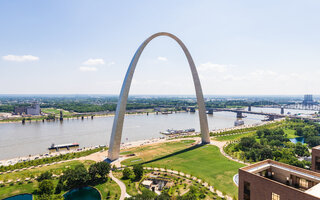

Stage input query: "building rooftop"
[
  {"left": 312, "top": 145, "right": 320, "bottom": 150},
  {"left": 142, "top": 180, "right": 153, "bottom": 186},
  {"left": 306, "top": 183, "right": 320, "bottom": 197},
  {"left": 241, "top": 159, "right": 320, "bottom": 198}
]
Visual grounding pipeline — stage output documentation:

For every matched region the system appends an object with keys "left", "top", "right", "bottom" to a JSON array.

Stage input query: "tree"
[
  {"left": 96, "top": 161, "right": 111, "bottom": 178},
  {"left": 259, "top": 147, "right": 273, "bottom": 160},
  {"left": 156, "top": 191, "right": 170, "bottom": 200},
  {"left": 38, "top": 194, "right": 63, "bottom": 200},
  {"left": 122, "top": 167, "right": 133, "bottom": 180},
  {"left": 127, "top": 188, "right": 157, "bottom": 200},
  {"left": 302, "top": 126, "right": 318, "bottom": 138},
  {"left": 133, "top": 164, "right": 144, "bottom": 181},
  {"left": 294, "top": 142, "right": 310, "bottom": 157},
  {"left": 273, "top": 129, "right": 285, "bottom": 136},
  {"left": 263, "top": 129, "right": 272, "bottom": 136},
  {"left": 178, "top": 186, "right": 197, "bottom": 200},
  {"left": 239, "top": 137, "right": 256, "bottom": 150},
  {"left": 63, "top": 164, "right": 90, "bottom": 189},
  {"left": 256, "top": 129, "right": 264, "bottom": 138},
  {"left": 38, "top": 179, "right": 54, "bottom": 195},
  {"left": 306, "top": 136, "right": 320, "bottom": 147},
  {"left": 89, "top": 161, "right": 111, "bottom": 180},
  {"left": 88, "top": 163, "right": 98, "bottom": 180},
  {"left": 55, "top": 180, "right": 63, "bottom": 194},
  {"left": 37, "top": 171, "right": 52, "bottom": 182},
  {"left": 107, "top": 191, "right": 111, "bottom": 199},
  {"left": 296, "top": 127, "right": 303, "bottom": 136}
]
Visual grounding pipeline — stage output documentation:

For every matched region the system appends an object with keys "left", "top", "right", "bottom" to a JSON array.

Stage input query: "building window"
[
  {"left": 316, "top": 156, "right": 320, "bottom": 170},
  {"left": 244, "top": 181, "right": 250, "bottom": 200},
  {"left": 299, "top": 178, "right": 308, "bottom": 188},
  {"left": 272, "top": 193, "right": 280, "bottom": 200}
]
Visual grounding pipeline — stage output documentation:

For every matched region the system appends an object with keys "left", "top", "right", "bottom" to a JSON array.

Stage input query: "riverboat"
[
  {"left": 161, "top": 128, "right": 195, "bottom": 135},
  {"left": 48, "top": 143, "right": 79, "bottom": 153}
]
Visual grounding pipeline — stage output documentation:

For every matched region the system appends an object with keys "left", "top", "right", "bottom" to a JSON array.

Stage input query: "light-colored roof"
[
  {"left": 142, "top": 180, "right": 153, "bottom": 186},
  {"left": 50, "top": 143, "right": 79, "bottom": 148},
  {"left": 306, "top": 183, "right": 320, "bottom": 198},
  {"left": 247, "top": 163, "right": 320, "bottom": 182}
]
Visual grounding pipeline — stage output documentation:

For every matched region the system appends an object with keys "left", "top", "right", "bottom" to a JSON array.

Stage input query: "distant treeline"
[
  {"left": 0, "top": 97, "right": 287, "bottom": 114},
  {"left": 41, "top": 102, "right": 157, "bottom": 113},
  {"left": 0, "top": 104, "right": 31, "bottom": 113}
]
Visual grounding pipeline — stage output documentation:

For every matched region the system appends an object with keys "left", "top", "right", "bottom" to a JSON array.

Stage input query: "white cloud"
[
  {"left": 107, "top": 61, "right": 115, "bottom": 66},
  {"left": 2, "top": 55, "right": 39, "bottom": 62},
  {"left": 198, "top": 62, "right": 228, "bottom": 72},
  {"left": 222, "top": 74, "right": 247, "bottom": 81},
  {"left": 250, "top": 70, "right": 277, "bottom": 77},
  {"left": 79, "top": 66, "right": 97, "bottom": 72},
  {"left": 83, "top": 58, "right": 105, "bottom": 65},
  {"left": 157, "top": 56, "right": 168, "bottom": 61}
]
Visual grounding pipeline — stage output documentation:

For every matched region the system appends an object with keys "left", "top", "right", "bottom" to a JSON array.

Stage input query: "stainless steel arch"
[{"left": 108, "top": 32, "right": 210, "bottom": 161}]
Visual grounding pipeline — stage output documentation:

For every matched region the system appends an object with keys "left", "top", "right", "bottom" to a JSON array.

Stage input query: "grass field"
[
  {"left": 284, "top": 129, "right": 298, "bottom": 139},
  {"left": 0, "top": 160, "right": 120, "bottom": 199},
  {"left": 94, "top": 179, "right": 121, "bottom": 199},
  {"left": 121, "top": 141, "right": 244, "bottom": 197},
  {"left": 215, "top": 131, "right": 256, "bottom": 141},
  {"left": 121, "top": 140, "right": 196, "bottom": 164},
  {"left": 42, "top": 108, "right": 72, "bottom": 116},
  {"left": 0, "top": 160, "right": 94, "bottom": 182},
  {"left": 113, "top": 171, "right": 139, "bottom": 196},
  {"left": 0, "top": 177, "right": 120, "bottom": 199},
  {"left": 0, "top": 181, "right": 37, "bottom": 199}
]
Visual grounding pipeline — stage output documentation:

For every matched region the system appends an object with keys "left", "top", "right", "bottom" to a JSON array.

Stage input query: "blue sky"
[{"left": 1, "top": 0, "right": 320, "bottom": 95}]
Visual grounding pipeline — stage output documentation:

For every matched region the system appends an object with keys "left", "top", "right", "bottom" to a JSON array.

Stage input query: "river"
[{"left": 0, "top": 107, "right": 316, "bottom": 160}]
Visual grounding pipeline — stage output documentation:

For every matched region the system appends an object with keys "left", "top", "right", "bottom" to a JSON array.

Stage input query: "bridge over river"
[{"left": 210, "top": 108, "right": 320, "bottom": 122}]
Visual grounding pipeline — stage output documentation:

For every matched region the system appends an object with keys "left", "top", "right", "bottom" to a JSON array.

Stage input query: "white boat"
[
  {"left": 160, "top": 128, "right": 195, "bottom": 135},
  {"left": 234, "top": 120, "right": 244, "bottom": 126}
]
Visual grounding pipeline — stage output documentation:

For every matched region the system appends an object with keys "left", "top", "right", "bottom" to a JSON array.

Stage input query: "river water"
[{"left": 0, "top": 107, "right": 316, "bottom": 160}]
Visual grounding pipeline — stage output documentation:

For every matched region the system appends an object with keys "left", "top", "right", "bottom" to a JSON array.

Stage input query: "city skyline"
[{"left": 1, "top": 1, "right": 320, "bottom": 95}]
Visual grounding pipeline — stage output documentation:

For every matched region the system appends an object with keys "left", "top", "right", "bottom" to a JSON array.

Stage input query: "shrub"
[{"left": 122, "top": 167, "right": 133, "bottom": 180}]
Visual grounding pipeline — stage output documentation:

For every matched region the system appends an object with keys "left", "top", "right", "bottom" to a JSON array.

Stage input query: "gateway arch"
[{"left": 108, "top": 32, "right": 210, "bottom": 161}]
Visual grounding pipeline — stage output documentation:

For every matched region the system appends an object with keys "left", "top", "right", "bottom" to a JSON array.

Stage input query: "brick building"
[
  {"left": 312, "top": 146, "right": 320, "bottom": 173},
  {"left": 238, "top": 159, "right": 320, "bottom": 200}
]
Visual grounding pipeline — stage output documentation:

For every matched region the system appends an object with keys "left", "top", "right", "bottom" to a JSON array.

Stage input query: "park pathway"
[
  {"left": 144, "top": 167, "right": 233, "bottom": 200},
  {"left": 210, "top": 139, "right": 249, "bottom": 166},
  {"left": 109, "top": 171, "right": 130, "bottom": 200}
]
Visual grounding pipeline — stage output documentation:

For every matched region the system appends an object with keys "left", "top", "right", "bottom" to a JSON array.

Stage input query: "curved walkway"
[
  {"left": 210, "top": 139, "right": 249, "bottom": 166},
  {"left": 144, "top": 167, "right": 233, "bottom": 200},
  {"left": 109, "top": 171, "right": 130, "bottom": 200}
]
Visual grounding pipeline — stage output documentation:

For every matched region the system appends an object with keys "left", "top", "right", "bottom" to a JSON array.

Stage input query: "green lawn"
[
  {"left": 0, "top": 182, "right": 37, "bottom": 199},
  {"left": 0, "top": 177, "right": 121, "bottom": 200},
  {"left": 42, "top": 108, "right": 72, "bottom": 116},
  {"left": 122, "top": 142, "right": 244, "bottom": 197},
  {"left": 94, "top": 179, "right": 121, "bottom": 199},
  {"left": 0, "top": 160, "right": 94, "bottom": 183},
  {"left": 0, "top": 159, "right": 120, "bottom": 199},
  {"left": 215, "top": 131, "right": 256, "bottom": 141},
  {"left": 284, "top": 129, "right": 298, "bottom": 139},
  {"left": 120, "top": 140, "right": 196, "bottom": 164},
  {"left": 113, "top": 171, "right": 139, "bottom": 196}
]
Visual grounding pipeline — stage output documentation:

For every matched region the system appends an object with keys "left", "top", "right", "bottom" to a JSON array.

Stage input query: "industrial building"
[
  {"left": 14, "top": 103, "right": 41, "bottom": 115},
  {"left": 303, "top": 94, "right": 315, "bottom": 105}
]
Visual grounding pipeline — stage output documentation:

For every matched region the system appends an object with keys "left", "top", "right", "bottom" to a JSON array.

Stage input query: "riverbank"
[
  {"left": 0, "top": 117, "right": 272, "bottom": 169},
  {"left": 0, "top": 109, "right": 186, "bottom": 124}
]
